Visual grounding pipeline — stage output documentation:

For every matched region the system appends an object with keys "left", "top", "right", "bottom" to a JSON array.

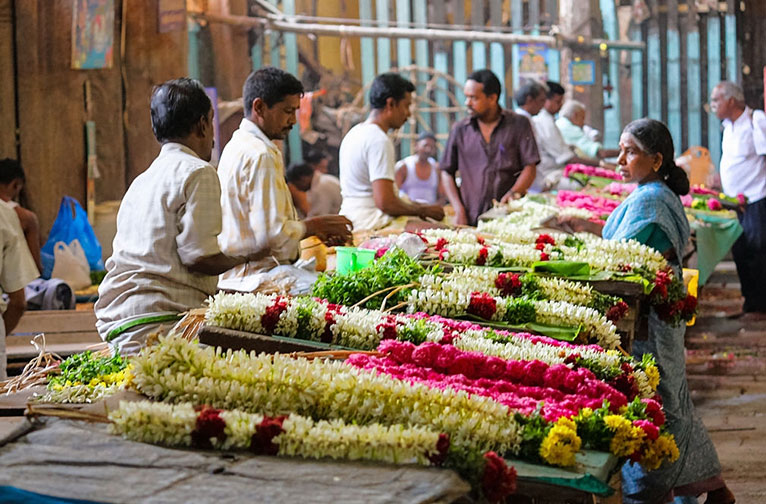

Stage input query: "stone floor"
[{"left": 686, "top": 261, "right": 766, "bottom": 503}]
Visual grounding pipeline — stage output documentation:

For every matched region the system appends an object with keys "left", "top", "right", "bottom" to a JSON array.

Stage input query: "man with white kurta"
[
  {"left": 711, "top": 81, "right": 766, "bottom": 320},
  {"left": 96, "top": 78, "right": 266, "bottom": 352},
  {"left": 217, "top": 67, "right": 352, "bottom": 283}
]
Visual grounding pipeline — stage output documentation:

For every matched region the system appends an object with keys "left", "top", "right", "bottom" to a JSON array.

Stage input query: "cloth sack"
[{"left": 50, "top": 240, "right": 91, "bottom": 290}]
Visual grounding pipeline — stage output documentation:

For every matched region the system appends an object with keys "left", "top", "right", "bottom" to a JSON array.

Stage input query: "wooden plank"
[
  {"left": 547, "top": 0, "right": 560, "bottom": 82},
  {"left": 395, "top": 0, "right": 412, "bottom": 157},
  {"left": 269, "top": 0, "right": 280, "bottom": 66},
  {"left": 359, "top": 0, "right": 375, "bottom": 105},
  {"left": 471, "top": 0, "right": 486, "bottom": 70},
  {"left": 489, "top": 0, "right": 505, "bottom": 106},
  {"left": 376, "top": 0, "right": 391, "bottom": 74},
  {"left": 206, "top": 0, "right": 251, "bottom": 100},
  {"left": 413, "top": 0, "right": 429, "bottom": 133},
  {"left": 511, "top": 0, "right": 523, "bottom": 92},
  {"left": 431, "top": 2, "right": 450, "bottom": 139},
  {"left": 283, "top": 0, "right": 301, "bottom": 162},
  {"left": 647, "top": 0, "right": 662, "bottom": 121},
  {"left": 630, "top": 24, "right": 644, "bottom": 120},
  {"left": 667, "top": 0, "right": 682, "bottom": 153},
  {"left": 724, "top": 0, "right": 737, "bottom": 83},
  {"left": 11, "top": 310, "right": 97, "bottom": 335},
  {"left": 687, "top": 0, "right": 703, "bottom": 148},
  {"left": 599, "top": 0, "right": 622, "bottom": 147},
  {"left": 707, "top": 8, "right": 722, "bottom": 166},
  {"left": 452, "top": 0, "right": 467, "bottom": 105},
  {"left": 123, "top": 0, "right": 188, "bottom": 185},
  {"left": 0, "top": 0, "right": 16, "bottom": 158},
  {"left": 15, "top": 0, "right": 126, "bottom": 236}
]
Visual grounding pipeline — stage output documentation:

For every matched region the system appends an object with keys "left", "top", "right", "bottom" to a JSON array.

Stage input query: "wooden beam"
[
  {"left": 413, "top": 0, "right": 430, "bottom": 132},
  {"left": 452, "top": 0, "right": 467, "bottom": 105},
  {"left": 647, "top": 0, "right": 662, "bottom": 121},
  {"left": 687, "top": 0, "right": 703, "bottom": 148},
  {"left": 431, "top": 1, "right": 450, "bottom": 139},
  {"left": 0, "top": 0, "right": 16, "bottom": 159},
  {"left": 284, "top": 0, "right": 301, "bottom": 162},
  {"left": 707, "top": 6, "right": 722, "bottom": 166},
  {"left": 667, "top": 0, "right": 682, "bottom": 153},
  {"left": 630, "top": 23, "right": 643, "bottom": 120},
  {"left": 396, "top": 0, "right": 412, "bottom": 157},
  {"left": 471, "top": 0, "right": 486, "bottom": 70},
  {"left": 724, "top": 0, "right": 737, "bottom": 82},
  {"left": 599, "top": 0, "right": 622, "bottom": 147},
  {"left": 376, "top": 0, "right": 391, "bottom": 74},
  {"left": 511, "top": 0, "right": 523, "bottom": 92},
  {"left": 489, "top": 0, "right": 505, "bottom": 106},
  {"left": 547, "top": 0, "right": 560, "bottom": 81},
  {"left": 359, "top": 0, "right": 375, "bottom": 105}
]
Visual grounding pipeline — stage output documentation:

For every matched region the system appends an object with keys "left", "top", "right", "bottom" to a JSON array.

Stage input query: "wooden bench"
[{"left": 6, "top": 310, "right": 102, "bottom": 372}]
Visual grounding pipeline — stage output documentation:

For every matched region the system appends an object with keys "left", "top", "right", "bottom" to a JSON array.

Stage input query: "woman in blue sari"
[{"left": 565, "top": 119, "right": 734, "bottom": 504}]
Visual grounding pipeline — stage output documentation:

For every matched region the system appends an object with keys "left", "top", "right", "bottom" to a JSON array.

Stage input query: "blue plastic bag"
[{"left": 41, "top": 196, "right": 104, "bottom": 278}]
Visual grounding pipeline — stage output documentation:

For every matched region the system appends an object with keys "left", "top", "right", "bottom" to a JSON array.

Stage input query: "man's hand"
[
  {"left": 418, "top": 204, "right": 445, "bottom": 222},
  {"left": 452, "top": 205, "right": 468, "bottom": 226},
  {"left": 500, "top": 191, "right": 522, "bottom": 204},
  {"left": 304, "top": 215, "right": 353, "bottom": 246}
]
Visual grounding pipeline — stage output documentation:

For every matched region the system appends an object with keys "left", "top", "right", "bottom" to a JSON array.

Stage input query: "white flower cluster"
[
  {"left": 534, "top": 276, "right": 595, "bottom": 307},
  {"left": 109, "top": 400, "right": 442, "bottom": 466},
  {"left": 533, "top": 300, "right": 619, "bottom": 350},
  {"left": 36, "top": 383, "right": 125, "bottom": 404},
  {"left": 566, "top": 238, "right": 666, "bottom": 275},
  {"left": 131, "top": 335, "right": 521, "bottom": 455}
]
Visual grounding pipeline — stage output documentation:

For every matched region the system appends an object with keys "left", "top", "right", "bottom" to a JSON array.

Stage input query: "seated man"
[
  {"left": 395, "top": 132, "right": 445, "bottom": 205},
  {"left": 0, "top": 202, "right": 39, "bottom": 379},
  {"left": 218, "top": 67, "right": 352, "bottom": 282},
  {"left": 530, "top": 82, "right": 601, "bottom": 192},
  {"left": 95, "top": 78, "right": 268, "bottom": 352},
  {"left": 304, "top": 148, "right": 342, "bottom": 216},
  {"left": 512, "top": 80, "right": 547, "bottom": 124},
  {"left": 0, "top": 158, "right": 42, "bottom": 271},
  {"left": 286, "top": 162, "right": 314, "bottom": 218},
  {"left": 339, "top": 73, "right": 444, "bottom": 231},
  {"left": 556, "top": 100, "right": 620, "bottom": 160}
]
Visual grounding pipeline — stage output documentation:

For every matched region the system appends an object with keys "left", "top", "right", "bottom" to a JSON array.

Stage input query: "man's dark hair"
[
  {"left": 513, "top": 80, "right": 548, "bottom": 108},
  {"left": 467, "top": 69, "right": 502, "bottom": 99},
  {"left": 369, "top": 73, "right": 416, "bottom": 110},
  {"left": 150, "top": 78, "right": 211, "bottom": 143},
  {"left": 546, "top": 81, "right": 565, "bottom": 98},
  {"left": 286, "top": 163, "right": 315, "bottom": 184},
  {"left": 243, "top": 66, "right": 304, "bottom": 113},
  {"left": 0, "top": 158, "right": 25, "bottom": 184},
  {"left": 304, "top": 147, "right": 330, "bottom": 166},
  {"left": 417, "top": 131, "right": 436, "bottom": 142}
]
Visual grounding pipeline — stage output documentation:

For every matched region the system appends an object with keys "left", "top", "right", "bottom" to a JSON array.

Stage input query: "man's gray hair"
[
  {"left": 716, "top": 81, "right": 745, "bottom": 104},
  {"left": 560, "top": 100, "right": 586, "bottom": 120}
]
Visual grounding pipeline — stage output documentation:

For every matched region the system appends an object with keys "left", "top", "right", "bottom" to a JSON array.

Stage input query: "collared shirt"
[
  {"left": 720, "top": 107, "right": 766, "bottom": 202},
  {"left": 218, "top": 118, "right": 305, "bottom": 279},
  {"left": 531, "top": 108, "right": 576, "bottom": 191},
  {"left": 556, "top": 116, "right": 603, "bottom": 159},
  {"left": 307, "top": 171, "right": 342, "bottom": 216},
  {"left": 94, "top": 143, "right": 223, "bottom": 341},
  {"left": 441, "top": 109, "right": 540, "bottom": 225}
]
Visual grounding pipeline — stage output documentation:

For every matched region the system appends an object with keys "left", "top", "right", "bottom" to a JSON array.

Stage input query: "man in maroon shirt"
[{"left": 440, "top": 69, "right": 540, "bottom": 226}]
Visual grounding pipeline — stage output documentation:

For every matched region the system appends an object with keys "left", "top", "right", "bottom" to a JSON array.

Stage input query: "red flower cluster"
[
  {"left": 495, "top": 272, "right": 522, "bottom": 297},
  {"left": 539, "top": 252, "right": 550, "bottom": 261},
  {"left": 652, "top": 270, "right": 672, "bottom": 300},
  {"left": 608, "top": 362, "right": 640, "bottom": 400},
  {"left": 261, "top": 297, "right": 289, "bottom": 334},
  {"left": 191, "top": 405, "right": 227, "bottom": 448},
  {"left": 467, "top": 292, "right": 498, "bottom": 320},
  {"left": 482, "top": 451, "right": 517, "bottom": 502},
  {"left": 427, "top": 433, "right": 451, "bottom": 466},
  {"left": 476, "top": 246, "right": 489, "bottom": 265},
  {"left": 321, "top": 303, "right": 344, "bottom": 343},
  {"left": 376, "top": 314, "right": 399, "bottom": 340},
  {"left": 434, "top": 238, "right": 449, "bottom": 251},
  {"left": 535, "top": 234, "right": 556, "bottom": 250},
  {"left": 250, "top": 415, "right": 286, "bottom": 456},
  {"left": 606, "top": 301, "right": 630, "bottom": 323},
  {"left": 374, "top": 247, "right": 389, "bottom": 259},
  {"left": 618, "top": 264, "right": 633, "bottom": 273},
  {"left": 477, "top": 236, "right": 487, "bottom": 245},
  {"left": 641, "top": 398, "right": 666, "bottom": 427}
]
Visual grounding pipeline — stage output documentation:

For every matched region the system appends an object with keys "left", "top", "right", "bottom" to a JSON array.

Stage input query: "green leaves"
[{"left": 48, "top": 351, "right": 127, "bottom": 388}]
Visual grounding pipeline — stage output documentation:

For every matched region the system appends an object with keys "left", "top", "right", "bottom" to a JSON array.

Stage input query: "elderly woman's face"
[{"left": 617, "top": 133, "right": 661, "bottom": 184}]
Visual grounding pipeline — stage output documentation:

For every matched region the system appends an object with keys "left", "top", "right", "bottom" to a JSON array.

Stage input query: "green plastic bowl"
[{"left": 335, "top": 246, "right": 376, "bottom": 274}]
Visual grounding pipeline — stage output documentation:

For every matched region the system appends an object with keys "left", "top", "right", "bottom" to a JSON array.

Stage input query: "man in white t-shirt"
[
  {"left": 712, "top": 81, "right": 766, "bottom": 319},
  {"left": 339, "top": 73, "right": 444, "bottom": 231},
  {"left": 0, "top": 202, "right": 39, "bottom": 379},
  {"left": 395, "top": 132, "right": 444, "bottom": 205},
  {"left": 529, "top": 82, "right": 601, "bottom": 192}
]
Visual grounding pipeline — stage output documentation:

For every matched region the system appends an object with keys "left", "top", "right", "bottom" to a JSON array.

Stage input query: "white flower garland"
[
  {"left": 109, "top": 400, "right": 442, "bottom": 466},
  {"left": 532, "top": 299, "right": 619, "bottom": 350},
  {"left": 131, "top": 335, "right": 521, "bottom": 455}
]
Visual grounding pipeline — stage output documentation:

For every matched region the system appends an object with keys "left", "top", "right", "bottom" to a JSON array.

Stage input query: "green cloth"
[
  {"left": 555, "top": 116, "right": 603, "bottom": 159},
  {"left": 509, "top": 449, "right": 619, "bottom": 497},
  {"left": 632, "top": 223, "right": 673, "bottom": 257},
  {"left": 690, "top": 214, "right": 743, "bottom": 285}
]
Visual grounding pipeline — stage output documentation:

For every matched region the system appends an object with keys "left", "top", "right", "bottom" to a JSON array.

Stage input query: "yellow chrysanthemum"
[
  {"left": 556, "top": 417, "right": 577, "bottom": 431},
  {"left": 609, "top": 425, "right": 646, "bottom": 457},
  {"left": 579, "top": 408, "right": 593, "bottom": 419},
  {"left": 645, "top": 365, "right": 660, "bottom": 390},
  {"left": 639, "top": 433, "right": 679, "bottom": 470},
  {"left": 604, "top": 414, "right": 631, "bottom": 432},
  {"left": 539, "top": 424, "right": 582, "bottom": 467}
]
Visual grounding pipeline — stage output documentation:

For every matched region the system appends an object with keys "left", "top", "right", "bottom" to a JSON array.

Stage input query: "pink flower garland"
[
  {"left": 564, "top": 163, "right": 623, "bottom": 181},
  {"left": 556, "top": 190, "right": 620, "bottom": 220}
]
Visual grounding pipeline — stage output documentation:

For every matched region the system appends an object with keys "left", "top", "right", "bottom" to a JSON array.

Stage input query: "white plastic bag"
[{"left": 50, "top": 239, "right": 91, "bottom": 290}]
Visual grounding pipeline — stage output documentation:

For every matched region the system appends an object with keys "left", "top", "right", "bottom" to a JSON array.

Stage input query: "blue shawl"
[{"left": 602, "top": 181, "right": 689, "bottom": 263}]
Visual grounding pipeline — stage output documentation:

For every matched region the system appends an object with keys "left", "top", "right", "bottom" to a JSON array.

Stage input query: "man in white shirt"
[
  {"left": 0, "top": 202, "right": 39, "bottom": 379},
  {"left": 304, "top": 149, "right": 342, "bottom": 216},
  {"left": 513, "top": 80, "right": 547, "bottom": 125},
  {"left": 556, "top": 101, "right": 620, "bottom": 160},
  {"left": 218, "top": 67, "right": 351, "bottom": 282},
  {"left": 712, "top": 81, "right": 766, "bottom": 319},
  {"left": 95, "top": 78, "right": 267, "bottom": 352},
  {"left": 339, "top": 73, "right": 444, "bottom": 231},
  {"left": 529, "top": 82, "right": 601, "bottom": 192}
]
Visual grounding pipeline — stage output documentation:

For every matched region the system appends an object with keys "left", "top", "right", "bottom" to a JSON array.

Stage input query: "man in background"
[
  {"left": 395, "top": 131, "right": 444, "bottom": 205},
  {"left": 556, "top": 100, "right": 620, "bottom": 161},
  {"left": 712, "top": 80, "right": 766, "bottom": 320},
  {"left": 304, "top": 148, "right": 342, "bottom": 216},
  {"left": 0, "top": 159, "right": 42, "bottom": 271},
  {"left": 441, "top": 69, "right": 539, "bottom": 226}
]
